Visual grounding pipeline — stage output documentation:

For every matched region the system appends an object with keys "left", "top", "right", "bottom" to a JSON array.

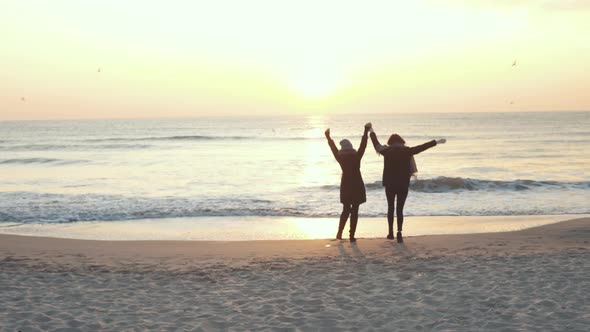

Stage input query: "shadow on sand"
[
  {"left": 388, "top": 241, "right": 414, "bottom": 259},
  {"left": 337, "top": 241, "right": 365, "bottom": 260}
]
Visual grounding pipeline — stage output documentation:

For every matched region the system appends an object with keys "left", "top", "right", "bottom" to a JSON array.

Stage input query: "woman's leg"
[
  {"left": 385, "top": 187, "right": 396, "bottom": 238},
  {"left": 396, "top": 188, "right": 409, "bottom": 233},
  {"left": 337, "top": 203, "right": 351, "bottom": 239},
  {"left": 349, "top": 203, "right": 360, "bottom": 239}
]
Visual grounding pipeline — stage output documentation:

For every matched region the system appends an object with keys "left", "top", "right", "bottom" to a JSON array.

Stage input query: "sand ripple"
[{"left": 1, "top": 247, "right": 589, "bottom": 331}]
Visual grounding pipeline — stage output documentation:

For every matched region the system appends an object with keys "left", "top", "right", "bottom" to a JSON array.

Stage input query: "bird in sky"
[{"left": 512, "top": 60, "right": 517, "bottom": 67}]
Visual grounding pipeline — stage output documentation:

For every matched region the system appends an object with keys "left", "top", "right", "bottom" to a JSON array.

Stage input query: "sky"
[{"left": 1, "top": 0, "right": 589, "bottom": 120}]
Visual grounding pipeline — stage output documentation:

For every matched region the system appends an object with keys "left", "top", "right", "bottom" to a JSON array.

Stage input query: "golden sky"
[{"left": 2, "top": 0, "right": 589, "bottom": 120}]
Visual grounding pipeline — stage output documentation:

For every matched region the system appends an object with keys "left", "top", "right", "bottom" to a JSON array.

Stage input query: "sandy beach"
[
  {"left": 3, "top": 1, "right": 589, "bottom": 331},
  {"left": 1, "top": 217, "right": 589, "bottom": 331}
]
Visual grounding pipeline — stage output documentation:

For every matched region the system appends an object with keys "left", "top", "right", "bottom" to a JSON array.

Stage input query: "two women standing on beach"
[{"left": 326, "top": 123, "right": 445, "bottom": 242}]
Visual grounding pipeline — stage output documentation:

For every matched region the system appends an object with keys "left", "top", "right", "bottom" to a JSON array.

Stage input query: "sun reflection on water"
[{"left": 286, "top": 218, "right": 337, "bottom": 239}]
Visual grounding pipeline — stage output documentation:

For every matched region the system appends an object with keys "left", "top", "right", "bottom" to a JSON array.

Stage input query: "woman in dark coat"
[
  {"left": 325, "top": 124, "right": 370, "bottom": 242},
  {"left": 369, "top": 126, "right": 446, "bottom": 242}
]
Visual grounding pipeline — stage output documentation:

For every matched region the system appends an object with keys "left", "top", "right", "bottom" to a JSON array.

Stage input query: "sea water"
[{"left": 0, "top": 112, "right": 588, "bottom": 238}]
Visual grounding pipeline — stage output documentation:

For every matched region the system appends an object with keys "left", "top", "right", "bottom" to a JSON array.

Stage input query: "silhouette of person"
[
  {"left": 325, "top": 124, "right": 370, "bottom": 242},
  {"left": 369, "top": 124, "right": 446, "bottom": 242}
]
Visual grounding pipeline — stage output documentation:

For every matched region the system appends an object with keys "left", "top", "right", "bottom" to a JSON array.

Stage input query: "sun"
[
  {"left": 286, "top": 72, "right": 346, "bottom": 98},
  {"left": 277, "top": 57, "right": 351, "bottom": 99}
]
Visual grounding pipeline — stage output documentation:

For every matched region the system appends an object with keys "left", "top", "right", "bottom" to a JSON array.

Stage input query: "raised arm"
[
  {"left": 357, "top": 125, "right": 370, "bottom": 159},
  {"left": 325, "top": 128, "right": 339, "bottom": 161},
  {"left": 410, "top": 138, "right": 446, "bottom": 155},
  {"left": 370, "top": 130, "right": 387, "bottom": 155},
  {"left": 409, "top": 140, "right": 439, "bottom": 155}
]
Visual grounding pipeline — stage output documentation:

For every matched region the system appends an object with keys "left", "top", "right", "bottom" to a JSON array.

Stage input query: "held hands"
[
  {"left": 365, "top": 122, "right": 374, "bottom": 133},
  {"left": 436, "top": 138, "right": 447, "bottom": 144}
]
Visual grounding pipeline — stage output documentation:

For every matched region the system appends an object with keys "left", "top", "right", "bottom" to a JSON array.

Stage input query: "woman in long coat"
[
  {"left": 325, "top": 124, "right": 370, "bottom": 242},
  {"left": 370, "top": 127, "right": 446, "bottom": 242}
]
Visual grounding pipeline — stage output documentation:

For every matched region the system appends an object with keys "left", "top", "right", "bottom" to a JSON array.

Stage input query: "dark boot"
[
  {"left": 396, "top": 231, "right": 403, "bottom": 243},
  {"left": 349, "top": 204, "right": 359, "bottom": 243},
  {"left": 387, "top": 218, "right": 394, "bottom": 240},
  {"left": 349, "top": 221, "right": 358, "bottom": 242},
  {"left": 349, "top": 225, "right": 357, "bottom": 242},
  {"left": 336, "top": 221, "right": 345, "bottom": 239},
  {"left": 337, "top": 204, "right": 352, "bottom": 240}
]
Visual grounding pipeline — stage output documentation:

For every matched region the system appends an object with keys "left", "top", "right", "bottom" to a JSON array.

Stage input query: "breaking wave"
[
  {"left": 0, "top": 158, "right": 89, "bottom": 165},
  {"left": 318, "top": 177, "right": 590, "bottom": 192}
]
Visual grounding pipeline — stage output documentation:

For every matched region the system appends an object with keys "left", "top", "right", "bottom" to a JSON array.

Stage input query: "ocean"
[{"left": 0, "top": 111, "right": 588, "bottom": 231}]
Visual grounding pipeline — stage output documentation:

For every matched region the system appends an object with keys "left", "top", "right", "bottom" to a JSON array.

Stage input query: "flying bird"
[{"left": 512, "top": 60, "right": 517, "bottom": 67}]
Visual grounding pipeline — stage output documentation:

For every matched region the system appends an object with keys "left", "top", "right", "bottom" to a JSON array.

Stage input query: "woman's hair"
[
  {"left": 387, "top": 134, "right": 406, "bottom": 145},
  {"left": 339, "top": 139, "right": 354, "bottom": 151}
]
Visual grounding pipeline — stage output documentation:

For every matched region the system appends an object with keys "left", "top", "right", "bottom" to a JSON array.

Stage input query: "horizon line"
[{"left": 1, "top": 109, "right": 589, "bottom": 122}]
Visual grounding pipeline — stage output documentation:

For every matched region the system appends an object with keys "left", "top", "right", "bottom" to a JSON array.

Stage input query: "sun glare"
[
  {"left": 288, "top": 218, "right": 337, "bottom": 239},
  {"left": 286, "top": 72, "right": 346, "bottom": 98}
]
